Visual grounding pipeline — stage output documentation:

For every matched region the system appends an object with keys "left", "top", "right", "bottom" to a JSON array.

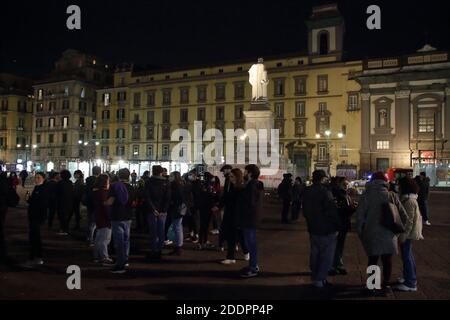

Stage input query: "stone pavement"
[{"left": 0, "top": 185, "right": 449, "bottom": 300}]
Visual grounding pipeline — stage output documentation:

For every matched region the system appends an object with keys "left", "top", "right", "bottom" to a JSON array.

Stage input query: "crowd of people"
[
  {"left": 0, "top": 164, "right": 264, "bottom": 277},
  {"left": 276, "top": 170, "right": 429, "bottom": 295},
  {"left": 0, "top": 164, "right": 432, "bottom": 293}
]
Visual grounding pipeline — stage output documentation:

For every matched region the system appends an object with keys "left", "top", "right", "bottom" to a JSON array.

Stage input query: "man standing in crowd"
[
  {"left": 302, "top": 170, "right": 340, "bottom": 288},
  {"left": 70, "top": 170, "right": 85, "bottom": 231},
  {"left": 131, "top": 170, "right": 138, "bottom": 187},
  {"left": 415, "top": 172, "right": 431, "bottom": 226},
  {"left": 145, "top": 165, "right": 171, "bottom": 261},
  {"left": 19, "top": 169, "right": 28, "bottom": 188},
  {"left": 105, "top": 168, "right": 135, "bottom": 274},
  {"left": 278, "top": 173, "right": 293, "bottom": 224},
  {"left": 85, "top": 166, "right": 101, "bottom": 246},
  {"left": 56, "top": 170, "right": 73, "bottom": 236},
  {"left": 291, "top": 176, "right": 305, "bottom": 222},
  {"left": 23, "top": 172, "right": 49, "bottom": 268},
  {"left": 46, "top": 172, "right": 60, "bottom": 230},
  {"left": 238, "top": 164, "right": 263, "bottom": 278},
  {"left": 135, "top": 170, "right": 150, "bottom": 233}
]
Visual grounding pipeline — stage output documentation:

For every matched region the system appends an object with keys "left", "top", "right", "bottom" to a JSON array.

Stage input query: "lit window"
[{"left": 376, "top": 141, "right": 390, "bottom": 150}]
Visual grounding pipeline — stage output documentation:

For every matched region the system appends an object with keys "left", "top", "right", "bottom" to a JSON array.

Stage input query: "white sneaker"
[
  {"left": 164, "top": 240, "right": 173, "bottom": 246},
  {"left": 243, "top": 253, "right": 250, "bottom": 261},
  {"left": 397, "top": 277, "right": 405, "bottom": 284},
  {"left": 395, "top": 284, "right": 417, "bottom": 292},
  {"left": 33, "top": 258, "right": 44, "bottom": 265},
  {"left": 425, "top": 221, "right": 431, "bottom": 226},
  {"left": 220, "top": 259, "right": 236, "bottom": 265},
  {"left": 210, "top": 229, "right": 219, "bottom": 235}
]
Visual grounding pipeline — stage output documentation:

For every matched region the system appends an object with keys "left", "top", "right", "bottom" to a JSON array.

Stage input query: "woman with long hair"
[
  {"left": 221, "top": 168, "right": 249, "bottom": 264},
  {"left": 93, "top": 174, "right": 113, "bottom": 265},
  {"left": 396, "top": 177, "right": 423, "bottom": 292}
]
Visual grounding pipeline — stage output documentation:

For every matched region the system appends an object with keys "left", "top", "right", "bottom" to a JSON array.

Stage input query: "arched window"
[{"left": 319, "top": 32, "right": 329, "bottom": 55}]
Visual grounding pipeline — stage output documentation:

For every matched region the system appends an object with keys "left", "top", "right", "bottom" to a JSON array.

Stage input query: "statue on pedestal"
[{"left": 248, "top": 58, "right": 269, "bottom": 101}]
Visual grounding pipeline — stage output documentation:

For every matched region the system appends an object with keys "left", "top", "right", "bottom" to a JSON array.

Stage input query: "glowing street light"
[
  {"left": 240, "top": 133, "right": 247, "bottom": 141},
  {"left": 337, "top": 132, "right": 344, "bottom": 139},
  {"left": 78, "top": 140, "right": 83, "bottom": 144},
  {"left": 17, "top": 144, "right": 21, "bottom": 148},
  {"left": 325, "top": 130, "right": 331, "bottom": 137},
  {"left": 32, "top": 144, "right": 37, "bottom": 149},
  {"left": 84, "top": 142, "right": 88, "bottom": 146},
  {"left": 25, "top": 144, "right": 29, "bottom": 148},
  {"left": 315, "top": 133, "right": 321, "bottom": 139},
  {"left": 95, "top": 141, "right": 100, "bottom": 146}
]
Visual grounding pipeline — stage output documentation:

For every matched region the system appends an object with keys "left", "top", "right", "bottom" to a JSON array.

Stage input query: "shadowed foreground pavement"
[{"left": 1, "top": 186, "right": 449, "bottom": 300}]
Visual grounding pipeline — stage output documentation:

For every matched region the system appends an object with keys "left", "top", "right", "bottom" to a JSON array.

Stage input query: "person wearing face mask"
[
  {"left": 329, "top": 177, "right": 356, "bottom": 276},
  {"left": 302, "top": 170, "right": 340, "bottom": 288},
  {"left": 22, "top": 172, "right": 49, "bottom": 268}
]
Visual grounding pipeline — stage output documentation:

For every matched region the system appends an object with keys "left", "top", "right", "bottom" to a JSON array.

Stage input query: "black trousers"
[
  {"left": 291, "top": 200, "right": 301, "bottom": 221},
  {"left": 47, "top": 203, "right": 57, "bottom": 227},
  {"left": 199, "top": 208, "right": 211, "bottom": 245},
  {"left": 58, "top": 209, "right": 70, "bottom": 233},
  {"left": 332, "top": 230, "right": 348, "bottom": 270},
  {"left": 0, "top": 209, "right": 7, "bottom": 261},
  {"left": 68, "top": 201, "right": 81, "bottom": 229},
  {"left": 226, "top": 228, "right": 249, "bottom": 259},
  {"left": 281, "top": 199, "right": 291, "bottom": 222},
  {"left": 135, "top": 206, "right": 146, "bottom": 232},
  {"left": 29, "top": 219, "right": 43, "bottom": 260}
]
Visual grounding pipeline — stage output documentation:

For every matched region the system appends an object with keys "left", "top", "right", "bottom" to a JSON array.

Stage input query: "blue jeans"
[
  {"left": 400, "top": 239, "right": 417, "bottom": 288},
  {"left": 94, "top": 227, "right": 111, "bottom": 261},
  {"left": 309, "top": 233, "right": 338, "bottom": 282},
  {"left": 147, "top": 213, "right": 166, "bottom": 252},
  {"left": 171, "top": 217, "right": 184, "bottom": 247},
  {"left": 243, "top": 228, "right": 258, "bottom": 271},
  {"left": 87, "top": 209, "right": 96, "bottom": 244},
  {"left": 111, "top": 220, "right": 131, "bottom": 269}
]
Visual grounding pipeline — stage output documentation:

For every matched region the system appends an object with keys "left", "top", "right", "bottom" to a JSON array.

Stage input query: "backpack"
[{"left": 7, "top": 186, "right": 20, "bottom": 207}]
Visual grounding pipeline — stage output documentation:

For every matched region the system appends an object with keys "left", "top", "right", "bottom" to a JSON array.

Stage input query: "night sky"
[{"left": 1, "top": 0, "right": 449, "bottom": 78}]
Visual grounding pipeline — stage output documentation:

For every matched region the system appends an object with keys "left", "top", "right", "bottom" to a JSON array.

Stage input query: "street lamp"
[
  {"left": 315, "top": 133, "right": 321, "bottom": 139},
  {"left": 78, "top": 140, "right": 83, "bottom": 144},
  {"left": 17, "top": 144, "right": 21, "bottom": 148},
  {"left": 337, "top": 132, "right": 344, "bottom": 139},
  {"left": 325, "top": 130, "right": 331, "bottom": 137}
]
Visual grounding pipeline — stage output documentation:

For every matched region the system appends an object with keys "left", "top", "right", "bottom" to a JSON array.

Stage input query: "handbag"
[{"left": 381, "top": 192, "right": 405, "bottom": 234}]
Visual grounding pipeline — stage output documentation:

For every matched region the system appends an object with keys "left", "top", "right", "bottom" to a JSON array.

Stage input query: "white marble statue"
[{"left": 248, "top": 58, "right": 269, "bottom": 101}]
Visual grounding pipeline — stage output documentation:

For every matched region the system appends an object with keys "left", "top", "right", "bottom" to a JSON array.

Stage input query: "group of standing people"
[
  {"left": 298, "top": 169, "right": 427, "bottom": 295},
  {"left": 0, "top": 163, "right": 265, "bottom": 278}
]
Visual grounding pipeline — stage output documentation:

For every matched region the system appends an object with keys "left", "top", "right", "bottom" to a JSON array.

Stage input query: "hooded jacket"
[{"left": 399, "top": 194, "right": 424, "bottom": 242}]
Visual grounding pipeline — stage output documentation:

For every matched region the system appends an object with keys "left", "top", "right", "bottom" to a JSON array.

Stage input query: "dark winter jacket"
[
  {"left": 237, "top": 179, "right": 263, "bottom": 229},
  {"left": 145, "top": 175, "right": 171, "bottom": 214},
  {"left": 277, "top": 178, "right": 293, "bottom": 201},
  {"left": 332, "top": 187, "right": 356, "bottom": 232},
  {"left": 28, "top": 183, "right": 49, "bottom": 223},
  {"left": 302, "top": 183, "right": 340, "bottom": 236},
  {"left": 57, "top": 179, "right": 74, "bottom": 215}
]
